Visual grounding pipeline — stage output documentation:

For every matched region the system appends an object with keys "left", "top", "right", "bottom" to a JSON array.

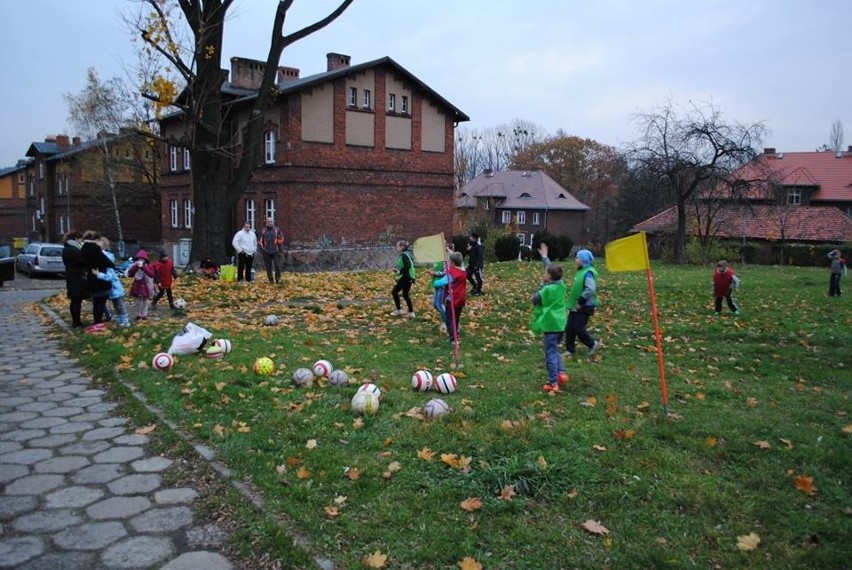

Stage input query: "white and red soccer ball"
[
  {"left": 423, "top": 398, "right": 450, "bottom": 419},
  {"left": 434, "top": 373, "right": 457, "bottom": 394},
  {"left": 213, "top": 339, "right": 232, "bottom": 354},
  {"left": 152, "top": 352, "right": 174, "bottom": 372},
  {"left": 351, "top": 391, "right": 380, "bottom": 415},
  {"left": 357, "top": 382, "right": 382, "bottom": 400},
  {"left": 312, "top": 359, "right": 333, "bottom": 378},
  {"left": 411, "top": 370, "right": 433, "bottom": 392}
]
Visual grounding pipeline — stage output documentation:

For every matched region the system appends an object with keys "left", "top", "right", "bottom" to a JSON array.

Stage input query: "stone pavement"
[{"left": 0, "top": 287, "right": 237, "bottom": 569}]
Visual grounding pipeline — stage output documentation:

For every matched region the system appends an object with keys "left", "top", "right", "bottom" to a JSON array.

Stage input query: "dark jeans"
[
  {"left": 69, "top": 295, "right": 83, "bottom": 326},
  {"left": 444, "top": 303, "right": 464, "bottom": 341},
  {"left": 543, "top": 332, "right": 564, "bottom": 383},
  {"left": 152, "top": 287, "right": 174, "bottom": 307},
  {"left": 829, "top": 273, "right": 842, "bottom": 296},
  {"left": 714, "top": 294, "right": 739, "bottom": 312},
  {"left": 237, "top": 252, "right": 254, "bottom": 282},
  {"left": 392, "top": 277, "right": 414, "bottom": 312},
  {"left": 262, "top": 252, "right": 282, "bottom": 283},
  {"left": 467, "top": 266, "right": 483, "bottom": 293},
  {"left": 565, "top": 310, "right": 595, "bottom": 354},
  {"left": 92, "top": 295, "right": 109, "bottom": 324}
]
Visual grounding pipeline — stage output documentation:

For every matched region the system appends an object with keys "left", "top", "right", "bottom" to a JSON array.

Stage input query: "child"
[
  {"left": 828, "top": 249, "right": 846, "bottom": 297},
  {"left": 712, "top": 260, "right": 741, "bottom": 315},
  {"left": 128, "top": 249, "right": 156, "bottom": 321},
  {"left": 151, "top": 250, "right": 177, "bottom": 309},
  {"left": 565, "top": 249, "right": 603, "bottom": 357},
  {"left": 391, "top": 240, "right": 416, "bottom": 318},
  {"left": 532, "top": 251, "right": 569, "bottom": 392},
  {"left": 433, "top": 252, "right": 467, "bottom": 344},
  {"left": 95, "top": 237, "right": 130, "bottom": 327},
  {"left": 430, "top": 245, "right": 454, "bottom": 324}
]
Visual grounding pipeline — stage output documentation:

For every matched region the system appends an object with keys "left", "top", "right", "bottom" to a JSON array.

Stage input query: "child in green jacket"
[{"left": 532, "top": 242, "right": 569, "bottom": 392}]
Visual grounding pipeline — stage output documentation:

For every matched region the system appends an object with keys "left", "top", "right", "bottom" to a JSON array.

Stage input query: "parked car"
[{"left": 15, "top": 242, "right": 66, "bottom": 276}]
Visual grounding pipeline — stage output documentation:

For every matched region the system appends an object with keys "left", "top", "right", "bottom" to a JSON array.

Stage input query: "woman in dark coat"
[
  {"left": 80, "top": 230, "right": 114, "bottom": 325},
  {"left": 62, "top": 230, "right": 88, "bottom": 327}
]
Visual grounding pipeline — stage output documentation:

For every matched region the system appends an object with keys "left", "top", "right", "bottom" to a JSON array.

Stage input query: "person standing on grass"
[
  {"left": 128, "top": 249, "right": 156, "bottom": 321},
  {"left": 466, "top": 232, "right": 484, "bottom": 295},
  {"left": 93, "top": 237, "right": 130, "bottom": 327},
  {"left": 433, "top": 251, "right": 467, "bottom": 343},
  {"left": 565, "top": 249, "right": 603, "bottom": 358},
  {"left": 828, "top": 249, "right": 846, "bottom": 297},
  {"left": 80, "top": 230, "right": 114, "bottom": 325},
  {"left": 532, "top": 242, "right": 569, "bottom": 393},
  {"left": 151, "top": 250, "right": 177, "bottom": 310},
  {"left": 258, "top": 217, "right": 284, "bottom": 284},
  {"left": 391, "top": 240, "right": 416, "bottom": 318},
  {"left": 712, "top": 259, "right": 741, "bottom": 315},
  {"left": 62, "top": 230, "right": 87, "bottom": 328},
  {"left": 232, "top": 221, "right": 258, "bottom": 283},
  {"left": 430, "top": 245, "right": 454, "bottom": 323}
]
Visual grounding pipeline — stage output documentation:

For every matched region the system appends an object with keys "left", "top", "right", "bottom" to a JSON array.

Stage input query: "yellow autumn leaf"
[
  {"left": 458, "top": 557, "right": 483, "bottom": 570},
  {"left": 134, "top": 424, "right": 156, "bottom": 435},
  {"left": 363, "top": 550, "right": 388, "bottom": 568},
  {"left": 212, "top": 424, "right": 224, "bottom": 437},
  {"left": 794, "top": 474, "right": 816, "bottom": 495},
  {"left": 498, "top": 485, "right": 516, "bottom": 501},
  {"left": 705, "top": 436, "right": 718, "bottom": 447},
  {"left": 347, "top": 467, "right": 361, "bottom": 481},
  {"left": 754, "top": 440, "right": 771, "bottom": 449},
  {"left": 296, "top": 466, "right": 311, "bottom": 479},
  {"left": 581, "top": 519, "right": 610, "bottom": 535},
  {"left": 842, "top": 424, "right": 852, "bottom": 434},
  {"left": 736, "top": 532, "right": 761, "bottom": 551},
  {"left": 417, "top": 447, "right": 435, "bottom": 461},
  {"left": 214, "top": 382, "right": 226, "bottom": 391},
  {"left": 460, "top": 497, "right": 482, "bottom": 512},
  {"left": 324, "top": 505, "right": 340, "bottom": 517},
  {"left": 537, "top": 456, "right": 548, "bottom": 469},
  {"left": 592, "top": 444, "right": 607, "bottom": 452}
]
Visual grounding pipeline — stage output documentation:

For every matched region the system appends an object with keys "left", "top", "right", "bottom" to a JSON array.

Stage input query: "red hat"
[{"left": 135, "top": 249, "right": 150, "bottom": 261}]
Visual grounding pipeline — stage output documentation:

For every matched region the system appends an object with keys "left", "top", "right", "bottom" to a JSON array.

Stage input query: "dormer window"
[{"left": 787, "top": 188, "right": 801, "bottom": 206}]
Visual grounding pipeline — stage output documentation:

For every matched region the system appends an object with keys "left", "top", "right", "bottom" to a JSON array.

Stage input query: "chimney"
[
  {"left": 763, "top": 147, "right": 776, "bottom": 155},
  {"left": 277, "top": 66, "right": 300, "bottom": 83},
  {"left": 45, "top": 136, "right": 57, "bottom": 143},
  {"left": 72, "top": 136, "right": 81, "bottom": 147},
  {"left": 56, "top": 135, "right": 70, "bottom": 149},
  {"left": 326, "top": 52, "right": 351, "bottom": 72},
  {"left": 230, "top": 57, "right": 267, "bottom": 90}
]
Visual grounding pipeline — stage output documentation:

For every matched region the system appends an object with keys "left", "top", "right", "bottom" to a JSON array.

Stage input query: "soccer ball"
[
  {"left": 351, "top": 391, "right": 380, "bottom": 415},
  {"left": 312, "top": 359, "right": 333, "bottom": 378},
  {"left": 254, "top": 357, "right": 275, "bottom": 376},
  {"left": 292, "top": 367, "right": 315, "bottom": 387},
  {"left": 173, "top": 298, "right": 187, "bottom": 309},
  {"left": 213, "top": 339, "right": 232, "bottom": 354},
  {"left": 411, "top": 370, "right": 434, "bottom": 392},
  {"left": 152, "top": 352, "right": 174, "bottom": 372},
  {"left": 423, "top": 398, "right": 451, "bottom": 419},
  {"left": 327, "top": 369, "right": 349, "bottom": 387},
  {"left": 357, "top": 382, "right": 382, "bottom": 399},
  {"left": 205, "top": 345, "right": 225, "bottom": 359},
  {"left": 434, "top": 373, "right": 458, "bottom": 394},
  {"left": 265, "top": 315, "right": 279, "bottom": 326}
]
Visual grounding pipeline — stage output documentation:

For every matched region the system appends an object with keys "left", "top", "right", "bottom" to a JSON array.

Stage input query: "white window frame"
[
  {"left": 517, "top": 211, "right": 526, "bottom": 225},
  {"left": 59, "top": 214, "right": 67, "bottom": 235},
  {"left": 264, "top": 198, "right": 276, "bottom": 221},
  {"left": 183, "top": 199, "right": 193, "bottom": 228},
  {"left": 532, "top": 212, "right": 540, "bottom": 225},
  {"left": 401, "top": 95, "right": 409, "bottom": 114},
  {"left": 517, "top": 233, "right": 526, "bottom": 246},
  {"left": 246, "top": 199, "right": 256, "bottom": 229},
  {"left": 29, "top": 180, "right": 34, "bottom": 197},
  {"left": 39, "top": 161, "right": 44, "bottom": 180},
  {"left": 348, "top": 86, "right": 357, "bottom": 107},
  {"left": 170, "top": 199, "right": 179, "bottom": 228},
  {"left": 388, "top": 93, "right": 396, "bottom": 112},
  {"left": 183, "top": 148, "right": 191, "bottom": 171},
  {"left": 362, "top": 89, "right": 371, "bottom": 109},
  {"left": 501, "top": 210, "right": 512, "bottom": 224},
  {"left": 787, "top": 188, "right": 801, "bottom": 206},
  {"left": 264, "top": 131, "right": 276, "bottom": 164},
  {"left": 169, "top": 146, "right": 178, "bottom": 172}
]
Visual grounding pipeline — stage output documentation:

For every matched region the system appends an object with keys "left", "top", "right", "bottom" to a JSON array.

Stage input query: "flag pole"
[{"left": 641, "top": 234, "right": 669, "bottom": 414}]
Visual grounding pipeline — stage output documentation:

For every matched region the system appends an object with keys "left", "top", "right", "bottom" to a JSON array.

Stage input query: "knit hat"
[
  {"left": 135, "top": 249, "right": 150, "bottom": 262},
  {"left": 576, "top": 249, "right": 594, "bottom": 266},
  {"left": 159, "top": 249, "right": 169, "bottom": 259}
]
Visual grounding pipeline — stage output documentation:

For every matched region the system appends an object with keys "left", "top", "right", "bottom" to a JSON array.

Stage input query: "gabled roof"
[
  {"left": 731, "top": 151, "right": 852, "bottom": 202},
  {"left": 25, "top": 141, "right": 63, "bottom": 158},
  {"left": 0, "top": 161, "right": 30, "bottom": 177},
  {"left": 458, "top": 170, "right": 589, "bottom": 211},
  {"left": 632, "top": 204, "right": 852, "bottom": 242},
  {"left": 25, "top": 137, "right": 118, "bottom": 163}
]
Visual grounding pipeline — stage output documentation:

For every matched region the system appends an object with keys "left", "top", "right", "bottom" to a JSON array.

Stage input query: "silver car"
[{"left": 15, "top": 243, "right": 66, "bottom": 276}]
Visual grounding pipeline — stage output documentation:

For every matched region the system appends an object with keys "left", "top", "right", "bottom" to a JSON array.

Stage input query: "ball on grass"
[
  {"left": 327, "top": 369, "right": 349, "bottom": 387},
  {"left": 411, "top": 370, "right": 433, "bottom": 392},
  {"left": 173, "top": 298, "right": 187, "bottom": 309},
  {"left": 265, "top": 315, "right": 279, "bottom": 326},
  {"left": 423, "top": 398, "right": 450, "bottom": 419},
  {"left": 254, "top": 357, "right": 275, "bottom": 376},
  {"left": 213, "top": 339, "right": 232, "bottom": 354},
  {"left": 434, "top": 373, "right": 458, "bottom": 394},
  {"left": 152, "top": 352, "right": 174, "bottom": 372},
  {"left": 312, "top": 359, "right": 333, "bottom": 378},
  {"left": 292, "top": 367, "right": 315, "bottom": 387},
  {"left": 205, "top": 345, "right": 225, "bottom": 359},
  {"left": 351, "top": 391, "right": 380, "bottom": 415},
  {"left": 357, "top": 382, "right": 382, "bottom": 399}
]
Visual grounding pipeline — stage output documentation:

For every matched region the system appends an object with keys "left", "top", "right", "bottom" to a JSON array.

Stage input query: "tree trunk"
[{"left": 675, "top": 197, "right": 687, "bottom": 264}]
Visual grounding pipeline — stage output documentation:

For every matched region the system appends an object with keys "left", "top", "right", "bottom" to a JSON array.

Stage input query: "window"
[
  {"left": 517, "top": 211, "right": 526, "bottom": 225},
  {"left": 170, "top": 200, "right": 179, "bottom": 228},
  {"left": 169, "top": 146, "right": 178, "bottom": 172},
  {"left": 517, "top": 233, "right": 526, "bottom": 246},
  {"left": 362, "top": 89, "right": 371, "bottom": 109},
  {"left": 183, "top": 199, "right": 193, "bottom": 228},
  {"left": 388, "top": 93, "right": 396, "bottom": 112},
  {"left": 264, "top": 198, "right": 276, "bottom": 221},
  {"left": 39, "top": 161, "right": 44, "bottom": 180},
  {"left": 348, "top": 87, "right": 357, "bottom": 107},
  {"left": 59, "top": 215, "right": 67, "bottom": 235},
  {"left": 264, "top": 131, "right": 276, "bottom": 164},
  {"left": 183, "top": 149, "right": 191, "bottom": 170},
  {"left": 28, "top": 180, "right": 34, "bottom": 197},
  {"left": 245, "top": 199, "right": 256, "bottom": 229},
  {"left": 501, "top": 211, "right": 512, "bottom": 224},
  {"left": 787, "top": 189, "right": 801, "bottom": 206},
  {"left": 401, "top": 95, "right": 409, "bottom": 114},
  {"left": 17, "top": 173, "right": 24, "bottom": 184},
  {"left": 532, "top": 212, "right": 540, "bottom": 225}
]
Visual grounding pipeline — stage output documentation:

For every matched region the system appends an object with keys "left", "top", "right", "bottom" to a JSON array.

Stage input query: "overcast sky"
[{"left": 1, "top": 0, "right": 850, "bottom": 168}]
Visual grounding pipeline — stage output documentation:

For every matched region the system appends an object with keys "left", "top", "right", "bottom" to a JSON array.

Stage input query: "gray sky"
[{"left": 1, "top": 0, "right": 850, "bottom": 167}]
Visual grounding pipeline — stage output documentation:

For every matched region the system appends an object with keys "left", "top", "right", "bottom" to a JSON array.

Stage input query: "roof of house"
[
  {"left": 25, "top": 136, "right": 119, "bottom": 163},
  {"left": 457, "top": 170, "right": 590, "bottom": 211},
  {"left": 0, "top": 162, "right": 29, "bottom": 177},
  {"left": 731, "top": 150, "right": 852, "bottom": 202},
  {"left": 632, "top": 204, "right": 852, "bottom": 242}
]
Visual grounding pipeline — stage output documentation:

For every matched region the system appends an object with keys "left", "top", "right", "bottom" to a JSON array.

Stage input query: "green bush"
[
  {"left": 556, "top": 235, "right": 574, "bottom": 260},
  {"left": 531, "top": 231, "right": 561, "bottom": 260},
  {"left": 493, "top": 234, "right": 521, "bottom": 261}
]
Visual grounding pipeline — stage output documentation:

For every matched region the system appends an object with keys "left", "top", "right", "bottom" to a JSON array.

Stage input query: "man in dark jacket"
[
  {"left": 62, "top": 231, "right": 88, "bottom": 327},
  {"left": 258, "top": 217, "right": 284, "bottom": 284},
  {"left": 466, "top": 232, "right": 484, "bottom": 295}
]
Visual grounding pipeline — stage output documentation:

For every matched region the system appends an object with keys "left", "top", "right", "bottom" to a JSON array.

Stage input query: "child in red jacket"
[
  {"left": 712, "top": 260, "right": 740, "bottom": 316},
  {"left": 151, "top": 250, "right": 177, "bottom": 310}
]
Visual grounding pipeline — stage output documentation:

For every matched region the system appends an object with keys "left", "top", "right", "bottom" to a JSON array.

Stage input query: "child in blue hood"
[{"left": 565, "top": 249, "right": 603, "bottom": 358}]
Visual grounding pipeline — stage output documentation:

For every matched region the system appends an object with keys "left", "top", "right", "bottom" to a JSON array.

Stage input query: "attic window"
[
  {"left": 787, "top": 188, "right": 801, "bottom": 206},
  {"left": 557, "top": 193, "right": 566, "bottom": 199},
  {"left": 519, "top": 192, "right": 532, "bottom": 198}
]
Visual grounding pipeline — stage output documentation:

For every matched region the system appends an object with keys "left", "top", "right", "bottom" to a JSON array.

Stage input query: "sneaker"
[
  {"left": 588, "top": 341, "right": 603, "bottom": 356},
  {"left": 391, "top": 309, "right": 403, "bottom": 316},
  {"left": 734, "top": 310, "right": 741, "bottom": 316},
  {"left": 557, "top": 372, "right": 569, "bottom": 386},
  {"left": 406, "top": 312, "right": 416, "bottom": 319},
  {"left": 542, "top": 383, "right": 560, "bottom": 393},
  {"left": 564, "top": 351, "right": 574, "bottom": 361},
  {"left": 714, "top": 311, "right": 721, "bottom": 316}
]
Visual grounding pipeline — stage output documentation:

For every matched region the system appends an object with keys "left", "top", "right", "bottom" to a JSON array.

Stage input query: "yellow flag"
[
  {"left": 413, "top": 234, "right": 446, "bottom": 263},
  {"left": 605, "top": 232, "right": 649, "bottom": 272}
]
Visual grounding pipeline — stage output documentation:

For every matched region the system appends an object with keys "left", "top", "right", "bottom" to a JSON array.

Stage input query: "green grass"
[{"left": 47, "top": 262, "right": 852, "bottom": 569}]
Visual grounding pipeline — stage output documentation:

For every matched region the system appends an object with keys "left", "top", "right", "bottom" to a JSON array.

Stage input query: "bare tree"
[
  {"left": 132, "top": 0, "right": 354, "bottom": 263},
  {"left": 455, "top": 120, "right": 545, "bottom": 188},
  {"left": 829, "top": 119, "right": 844, "bottom": 152},
  {"left": 628, "top": 99, "right": 766, "bottom": 263}
]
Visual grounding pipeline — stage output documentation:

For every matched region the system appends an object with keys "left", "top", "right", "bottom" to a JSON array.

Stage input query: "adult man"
[
  {"left": 466, "top": 232, "right": 484, "bottom": 295},
  {"left": 232, "top": 222, "right": 258, "bottom": 283},
  {"left": 258, "top": 217, "right": 284, "bottom": 284}
]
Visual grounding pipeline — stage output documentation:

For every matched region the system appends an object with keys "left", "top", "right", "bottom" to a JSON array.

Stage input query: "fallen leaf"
[
  {"left": 581, "top": 519, "right": 610, "bottom": 535},
  {"left": 753, "top": 440, "right": 771, "bottom": 449},
  {"left": 296, "top": 466, "right": 311, "bottom": 479},
  {"left": 705, "top": 436, "right": 718, "bottom": 447},
  {"left": 842, "top": 424, "right": 852, "bottom": 434},
  {"left": 585, "top": 396, "right": 598, "bottom": 407},
  {"left": 592, "top": 444, "right": 607, "bottom": 452},
  {"left": 134, "top": 424, "right": 156, "bottom": 435},
  {"left": 324, "top": 505, "right": 340, "bottom": 517},
  {"left": 458, "top": 557, "right": 483, "bottom": 570},
  {"left": 567, "top": 488, "right": 578, "bottom": 500},
  {"left": 363, "top": 550, "right": 388, "bottom": 568},
  {"left": 417, "top": 447, "right": 435, "bottom": 461},
  {"left": 347, "top": 467, "right": 361, "bottom": 481},
  {"left": 746, "top": 397, "right": 758, "bottom": 408},
  {"left": 537, "top": 456, "right": 547, "bottom": 469},
  {"left": 305, "top": 439, "right": 318, "bottom": 449},
  {"left": 737, "top": 532, "right": 761, "bottom": 551},
  {"left": 498, "top": 485, "right": 516, "bottom": 501},
  {"left": 779, "top": 438, "right": 794, "bottom": 450},
  {"left": 794, "top": 474, "right": 816, "bottom": 495},
  {"left": 460, "top": 497, "right": 482, "bottom": 512}
]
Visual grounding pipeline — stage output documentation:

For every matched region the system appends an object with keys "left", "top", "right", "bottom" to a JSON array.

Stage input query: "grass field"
[{"left": 45, "top": 261, "right": 852, "bottom": 569}]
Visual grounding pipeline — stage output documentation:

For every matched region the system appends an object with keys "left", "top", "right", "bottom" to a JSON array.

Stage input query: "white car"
[{"left": 15, "top": 243, "right": 66, "bottom": 276}]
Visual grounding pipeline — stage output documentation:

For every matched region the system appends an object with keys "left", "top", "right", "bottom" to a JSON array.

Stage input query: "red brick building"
[{"left": 158, "top": 52, "right": 469, "bottom": 261}]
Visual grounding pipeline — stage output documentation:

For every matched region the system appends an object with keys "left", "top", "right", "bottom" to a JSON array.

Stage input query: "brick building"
[
  {"left": 0, "top": 161, "right": 29, "bottom": 246},
  {"left": 158, "top": 52, "right": 469, "bottom": 262}
]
